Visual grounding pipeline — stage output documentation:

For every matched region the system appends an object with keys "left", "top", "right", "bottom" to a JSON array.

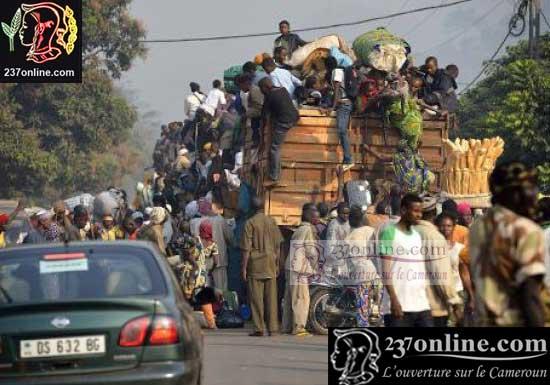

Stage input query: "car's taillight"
[
  {"left": 118, "top": 316, "right": 179, "bottom": 347},
  {"left": 149, "top": 316, "right": 179, "bottom": 345},
  {"left": 119, "top": 316, "right": 151, "bottom": 347}
]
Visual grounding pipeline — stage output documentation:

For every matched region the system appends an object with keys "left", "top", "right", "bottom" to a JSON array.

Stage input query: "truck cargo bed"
[{"left": 242, "top": 108, "right": 449, "bottom": 226}]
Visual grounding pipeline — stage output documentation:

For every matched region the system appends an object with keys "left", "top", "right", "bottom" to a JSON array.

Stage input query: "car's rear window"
[{"left": 0, "top": 250, "right": 166, "bottom": 305}]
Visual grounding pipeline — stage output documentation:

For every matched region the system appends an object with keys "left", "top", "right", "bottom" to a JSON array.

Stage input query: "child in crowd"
[{"left": 198, "top": 220, "right": 220, "bottom": 287}]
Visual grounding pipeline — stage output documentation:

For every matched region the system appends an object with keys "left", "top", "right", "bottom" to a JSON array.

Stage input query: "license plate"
[{"left": 20, "top": 335, "right": 106, "bottom": 359}]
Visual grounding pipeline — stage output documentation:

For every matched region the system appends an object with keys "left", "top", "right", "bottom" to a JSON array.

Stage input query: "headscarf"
[
  {"left": 198, "top": 198, "right": 212, "bottom": 216},
  {"left": 0, "top": 214, "right": 9, "bottom": 226},
  {"left": 254, "top": 53, "right": 265, "bottom": 65},
  {"left": 37, "top": 210, "right": 52, "bottom": 222},
  {"left": 185, "top": 200, "right": 199, "bottom": 219},
  {"left": 199, "top": 220, "right": 213, "bottom": 242},
  {"left": 420, "top": 195, "right": 437, "bottom": 212},
  {"left": 457, "top": 202, "right": 472, "bottom": 217},
  {"left": 150, "top": 207, "right": 167, "bottom": 225}
]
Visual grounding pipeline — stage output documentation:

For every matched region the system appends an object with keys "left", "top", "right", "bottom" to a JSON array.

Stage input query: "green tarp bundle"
[{"left": 352, "top": 27, "right": 410, "bottom": 72}]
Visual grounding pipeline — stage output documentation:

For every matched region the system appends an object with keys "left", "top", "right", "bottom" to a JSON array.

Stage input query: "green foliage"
[
  {"left": 459, "top": 34, "right": 550, "bottom": 192},
  {"left": 83, "top": 0, "right": 147, "bottom": 78},
  {"left": 0, "top": 0, "right": 147, "bottom": 203}
]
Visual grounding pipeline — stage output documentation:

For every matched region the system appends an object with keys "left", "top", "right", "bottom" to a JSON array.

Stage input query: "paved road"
[{"left": 203, "top": 329, "right": 328, "bottom": 385}]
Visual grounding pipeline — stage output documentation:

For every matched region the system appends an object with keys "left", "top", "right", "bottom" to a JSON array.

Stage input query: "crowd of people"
[{"left": 1, "top": 20, "right": 549, "bottom": 335}]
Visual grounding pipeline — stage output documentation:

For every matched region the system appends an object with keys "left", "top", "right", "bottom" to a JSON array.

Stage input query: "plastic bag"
[
  {"left": 330, "top": 46, "right": 353, "bottom": 68},
  {"left": 216, "top": 301, "right": 244, "bottom": 328}
]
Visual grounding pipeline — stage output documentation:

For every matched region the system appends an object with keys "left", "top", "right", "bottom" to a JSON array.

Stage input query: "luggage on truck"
[
  {"left": 353, "top": 27, "right": 410, "bottom": 73},
  {"left": 287, "top": 35, "right": 356, "bottom": 68},
  {"left": 223, "top": 65, "right": 243, "bottom": 94},
  {"left": 330, "top": 46, "right": 353, "bottom": 68}
]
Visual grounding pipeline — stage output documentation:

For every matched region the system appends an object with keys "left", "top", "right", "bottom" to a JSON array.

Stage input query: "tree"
[
  {"left": 83, "top": 0, "right": 147, "bottom": 78},
  {"left": 458, "top": 34, "right": 550, "bottom": 192}
]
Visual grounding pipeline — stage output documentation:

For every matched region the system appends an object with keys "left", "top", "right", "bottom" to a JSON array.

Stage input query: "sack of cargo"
[
  {"left": 330, "top": 46, "right": 353, "bottom": 68},
  {"left": 223, "top": 65, "right": 243, "bottom": 94},
  {"left": 64, "top": 193, "right": 94, "bottom": 211},
  {"left": 345, "top": 180, "right": 372, "bottom": 211},
  {"left": 301, "top": 48, "right": 330, "bottom": 78},
  {"left": 353, "top": 27, "right": 410, "bottom": 73},
  {"left": 93, "top": 189, "right": 126, "bottom": 221},
  {"left": 288, "top": 35, "right": 356, "bottom": 68}
]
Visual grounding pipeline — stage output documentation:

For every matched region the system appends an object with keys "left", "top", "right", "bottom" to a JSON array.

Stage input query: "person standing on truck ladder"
[
  {"left": 326, "top": 56, "right": 354, "bottom": 170},
  {"left": 258, "top": 77, "right": 299, "bottom": 186}
]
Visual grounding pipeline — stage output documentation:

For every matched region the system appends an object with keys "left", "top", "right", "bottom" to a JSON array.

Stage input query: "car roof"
[{"left": 0, "top": 241, "right": 163, "bottom": 260}]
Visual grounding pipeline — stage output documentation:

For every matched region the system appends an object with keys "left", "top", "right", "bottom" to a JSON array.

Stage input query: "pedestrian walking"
[{"left": 470, "top": 162, "right": 546, "bottom": 326}]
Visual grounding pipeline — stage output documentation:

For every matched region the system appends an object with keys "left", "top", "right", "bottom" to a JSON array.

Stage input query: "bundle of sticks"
[{"left": 441, "top": 137, "right": 505, "bottom": 196}]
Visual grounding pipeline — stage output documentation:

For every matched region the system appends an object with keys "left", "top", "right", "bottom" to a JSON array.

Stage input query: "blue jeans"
[
  {"left": 383, "top": 311, "right": 434, "bottom": 327},
  {"left": 336, "top": 102, "right": 353, "bottom": 164},
  {"left": 269, "top": 121, "right": 294, "bottom": 181}
]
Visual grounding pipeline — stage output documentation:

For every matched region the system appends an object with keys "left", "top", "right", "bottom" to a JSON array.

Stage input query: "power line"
[
  {"left": 386, "top": 0, "right": 413, "bottom": 28},
  {"left": 542, "top": 10, "right": 550, "bottom": 29},
  {"left": 141, "top": 0, "right": 476, "bottom": 43},
  {"left": 417, "top": 0, "right": 506, "bottom": 55},
  {"left": 402, "top": 0, "right": 444, "bottom": 37},
  {"left": 458, "top": 30, "right": 512, "bottom": 95}
]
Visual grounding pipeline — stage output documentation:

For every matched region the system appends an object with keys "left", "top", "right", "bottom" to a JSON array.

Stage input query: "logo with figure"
[
  {"left": 331, "top": 328, "right": 381, "bottom": 385},
  {"left": 2, "top": 1, "right": 77, "bottom": 63}
]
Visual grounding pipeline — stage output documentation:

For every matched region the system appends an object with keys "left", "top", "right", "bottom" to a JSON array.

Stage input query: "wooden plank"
[{"left": 243, "top": 110, "right": 448, "bottom": 226}]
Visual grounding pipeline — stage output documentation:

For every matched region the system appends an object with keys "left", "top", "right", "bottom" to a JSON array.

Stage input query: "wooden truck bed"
[{"left": 242, "top": 108, "right": 449, "bottom": 226}]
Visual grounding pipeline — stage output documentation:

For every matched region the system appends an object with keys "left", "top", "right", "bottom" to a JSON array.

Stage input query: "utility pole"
[
  {"left": 528, "top": 0, "right": 542, "bottom": 59},
  {"left": 534, "top": 0, "right": 541, "bottom": 59}
]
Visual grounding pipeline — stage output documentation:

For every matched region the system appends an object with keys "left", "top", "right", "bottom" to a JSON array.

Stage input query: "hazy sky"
[{"left": 122, "top": 0, "right": 550, "bottom": 124}]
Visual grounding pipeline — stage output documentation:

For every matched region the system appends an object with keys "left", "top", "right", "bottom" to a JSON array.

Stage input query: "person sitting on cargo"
[
  {"left": 258, "top": 77, "right": 299, "bottom": 186},
  {"left": 262, "top": 57, "right": 302, "bottom": 100},
  {"left": 420, "top": 56, "right": 445, "bottom": 95},
  {"left": 423, "top": 64, "right": 459, "bottom": 114},
  {"left": 243, "top": 61, "right": 268, "bottom": 86},
  {"left": 325, "top": 56, "right": 354, "bottom": 170},
  {"left": 273, "top": 20, "right": 308, "bottom": 59}
]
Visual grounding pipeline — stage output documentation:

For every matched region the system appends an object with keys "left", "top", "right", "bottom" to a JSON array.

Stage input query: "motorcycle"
[{"left": 307, "top": 275, "right": 383, "bottom": 335}]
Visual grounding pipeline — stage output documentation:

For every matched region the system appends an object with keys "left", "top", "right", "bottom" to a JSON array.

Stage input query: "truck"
[{"left": 241, "top": 108, "right": 450, "bottom": 227}]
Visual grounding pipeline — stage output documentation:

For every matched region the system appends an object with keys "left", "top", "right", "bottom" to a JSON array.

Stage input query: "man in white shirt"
[
  {"left": 184, "top": 82, "right": 206, "bottom": 121},
  {"left": 262, "top": 58, "right": 302, "bottom": 99},
  {"left": 199, "top": 79, "right": 227, "bottom": 117},
  {"left": 379, "top": 193, "right": 434, "bottom": 327}
]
